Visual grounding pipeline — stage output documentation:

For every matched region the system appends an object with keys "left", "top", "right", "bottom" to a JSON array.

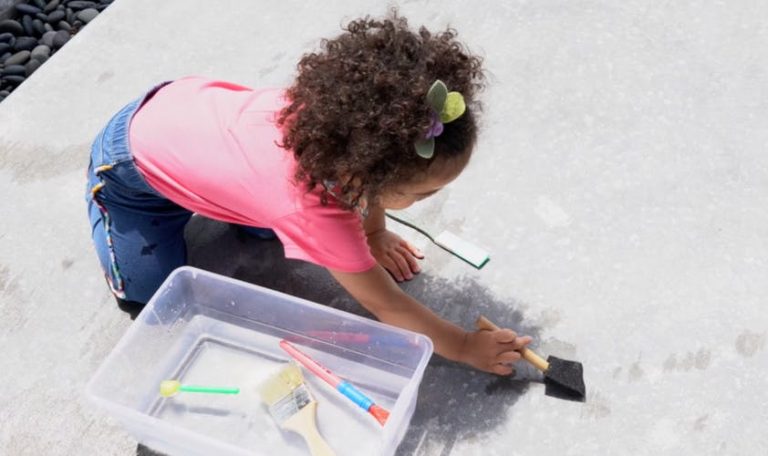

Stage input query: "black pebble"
[
  {"left": 33, "top": 0, "right": 47, "bottom": 8},
  {"left": 65, "top": 8, "right": 74, "bottom": 23},
  {"left": 35, "top": 12, "right": 48, "bottom": 21},
  {"left": 33, "top": 19, "right": 47, "bottom": 35},
  {"left": 5, "top": 50, "right": 30, "bottom": 65},
  {"left": 40, "top": 30, "right": 56, "bottom": 47},
  {"left": 15, "top": 4, "right": 43, "bottom": 15},
  {"left": 58, "top": 21, "right": 71, "bottom": 32},
  {"left": 31, "top": 44, "right": 50, "bottom": 61},
  {"left": 0, "top": 20, "right": 25, "bottom": 36},
  {"left": 1, "top": 75, "right": 26, "bottom": 84},
  {"left": 47, "top": 10, "right": 66, "bottom": 23},
  {"left": 67, "top": 1, "right": 96, "bottom": 10},
  {"left": 21, "top": 15, "right": 35, "bottom": 36},
  {"left": 1, "top": 64, "right": 26, "bottom": 76},
  {"left": 0, "top": 32, "right": 14, "bottom": 43},
  {"left": 52, "top": 30, "right": 70, "bottom": 48},
  {"left": 13, "top": 37, "right": 38, "bottom": 52},
  {"left": 25, "top": 59, "right": 42, "bottom": 76},
  {"left": 0, "top": 43, "right": 9, "bottom": 55},
  {"left": 44, "top": 0, "right": 60, "bottom": 13}
]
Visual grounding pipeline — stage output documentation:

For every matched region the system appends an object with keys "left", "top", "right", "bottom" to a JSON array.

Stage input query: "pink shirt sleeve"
[{"left": 273, "top": 192, "right": 377, "bottom": 273}]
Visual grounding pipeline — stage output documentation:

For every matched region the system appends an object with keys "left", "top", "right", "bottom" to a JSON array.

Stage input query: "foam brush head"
[{"left": 543, "top": 356, "right": 586, "bottom": 402}]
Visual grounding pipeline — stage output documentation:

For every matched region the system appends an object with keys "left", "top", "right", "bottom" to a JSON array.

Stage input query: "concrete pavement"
[{"left": 1, "top": 1, "right": 767, "bottom": 454}]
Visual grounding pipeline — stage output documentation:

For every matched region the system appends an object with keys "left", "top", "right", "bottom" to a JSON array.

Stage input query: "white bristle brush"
[{"left": 259, "top": 363, "right": 335, "bottom": 456}]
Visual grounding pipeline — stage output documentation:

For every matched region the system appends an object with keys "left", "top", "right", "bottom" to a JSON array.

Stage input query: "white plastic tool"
[
  {"left": 385, "top": 212, "right": 490, "bottom": 269},
  {"left": 433, "top": 231, "right": 490, "bottom": 269}
]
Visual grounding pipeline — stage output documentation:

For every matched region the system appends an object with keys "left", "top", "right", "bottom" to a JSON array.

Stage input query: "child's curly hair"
[{"left": 278, "top": 10, "right": 485, "bottom": 208}]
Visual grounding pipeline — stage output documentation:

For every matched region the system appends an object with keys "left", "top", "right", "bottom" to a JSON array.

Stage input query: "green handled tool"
[{"left": 159, "top": 380, "right": 240, "bottom": 397}]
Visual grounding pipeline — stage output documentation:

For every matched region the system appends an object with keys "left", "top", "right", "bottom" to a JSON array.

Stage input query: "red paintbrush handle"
[{"left": 280, "top": 340, "right": 341, "bottom": 387}]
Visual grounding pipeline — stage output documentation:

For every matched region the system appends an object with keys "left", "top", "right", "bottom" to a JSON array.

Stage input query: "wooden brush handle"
[
  {"left": 282, "top": 401, "right": 336, "bottom": 456},
  {"left": 475, "top": 316, "right": 549, "bottom": 372},
  {"left": 302, "top": 425, "right": 335, "bottom": 456}
]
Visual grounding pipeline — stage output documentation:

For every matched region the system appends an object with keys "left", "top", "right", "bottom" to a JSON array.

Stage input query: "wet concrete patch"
[
  {"left": 0, "top": 263, "right": 27, "bottom": 333},
  {"left": 0, "top": 139, "right": 89, "bottom": 182},
  {"left": 662, "top": 349, "right": 713, "bottom": 372},
  {"left": 735, "top": 330, "right": 766, "bottom": 357}
]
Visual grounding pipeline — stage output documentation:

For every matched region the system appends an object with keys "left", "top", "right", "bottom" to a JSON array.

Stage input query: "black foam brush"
[{"left": 476, "top": 316, "right": 586, "bottom": 402}]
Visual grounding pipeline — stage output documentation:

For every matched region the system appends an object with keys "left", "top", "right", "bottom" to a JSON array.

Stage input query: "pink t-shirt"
[{"left": 128, "top": 76, "right": 376, "bottom": 273}]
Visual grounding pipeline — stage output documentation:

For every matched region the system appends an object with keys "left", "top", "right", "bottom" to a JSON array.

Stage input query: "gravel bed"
[{"left": 0, "top": 0, "right": 112, "bottom": 102}]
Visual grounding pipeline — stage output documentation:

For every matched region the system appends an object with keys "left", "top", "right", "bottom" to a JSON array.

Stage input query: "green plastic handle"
[{"left": 179, "top": 385, "right": 240, "bottom": 394}]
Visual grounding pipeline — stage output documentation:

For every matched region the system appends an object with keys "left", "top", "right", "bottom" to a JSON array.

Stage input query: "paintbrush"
[
  {"left": 259, "top": 363, "right": 336, "bottom": 456},
  {"left": 280, "top": 340, "right": 390, "bottom": 426},
  {"left": 476, "top": 316, "right": 586, "bottom": 401}
]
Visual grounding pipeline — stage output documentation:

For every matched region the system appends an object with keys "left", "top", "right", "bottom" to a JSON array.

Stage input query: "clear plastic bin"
[{"left": 86, "top": 266, "right": 433, "bottom": 456}]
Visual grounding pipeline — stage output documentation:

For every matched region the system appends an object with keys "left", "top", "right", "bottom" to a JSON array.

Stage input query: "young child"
[{"left": 85, "top": 12, "right": 531, "bottom": 375}]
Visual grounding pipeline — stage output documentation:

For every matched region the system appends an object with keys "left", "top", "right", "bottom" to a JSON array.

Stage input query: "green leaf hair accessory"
[
  {"left": 426, "top": 80, "right": 448, "bottom": 113},
  {"left": 414, "top": 138, "right": 436, "bottom": 159},
  {"left": 440, "top": 92, "right": 467, "bottom": 123},
  {"left": 414, "top": 80, "right": 468, "bottom": 159}
]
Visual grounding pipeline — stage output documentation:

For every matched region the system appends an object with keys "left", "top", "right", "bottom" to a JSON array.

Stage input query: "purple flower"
[{"left": 425, "top": 112, "right": 444, "bottom": 139}]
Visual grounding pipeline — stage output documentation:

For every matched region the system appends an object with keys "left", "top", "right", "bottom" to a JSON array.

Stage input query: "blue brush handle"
[{"left": 336, "top": 381, "right": 374, "bottom": 411}]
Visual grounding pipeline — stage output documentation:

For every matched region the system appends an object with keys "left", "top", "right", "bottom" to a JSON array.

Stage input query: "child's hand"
[
  {"left": 459, "top": 328, "right": 533, "bottom": 375},
  {"left": 366, "top": 230, "right": 424, "bottom": 282}
]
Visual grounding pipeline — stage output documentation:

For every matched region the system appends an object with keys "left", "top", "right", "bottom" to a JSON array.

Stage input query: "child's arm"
[
  {"left": 363, "top": 206, "right": 423, "bottom": 282},
  {"left": 329, "top": 265, "right": 532, "bottom": 374}
]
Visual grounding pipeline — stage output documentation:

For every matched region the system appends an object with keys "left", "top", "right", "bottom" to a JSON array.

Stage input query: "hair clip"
[{"left": 414, "top": 80, "right": 467, "bottom": 159}]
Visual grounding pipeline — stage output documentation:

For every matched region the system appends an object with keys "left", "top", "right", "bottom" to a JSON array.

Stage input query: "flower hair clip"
[{"left": 414, "top": 79, "right": 467, "bottom": 159}]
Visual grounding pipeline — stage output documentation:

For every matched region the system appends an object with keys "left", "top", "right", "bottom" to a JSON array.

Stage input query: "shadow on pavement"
[{"left": 136, "top": 217, "right": 541, "bottom": 455}]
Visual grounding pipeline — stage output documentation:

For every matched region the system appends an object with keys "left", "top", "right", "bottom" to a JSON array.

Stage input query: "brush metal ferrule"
[{"left": 269, "top": 384, "right": 312, "bottom": 423}]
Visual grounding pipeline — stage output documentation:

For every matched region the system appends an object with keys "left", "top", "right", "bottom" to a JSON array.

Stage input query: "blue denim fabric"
[
  {"left": 85, "top": 82, "right": 194, "bottom": 303},
  {"left": 85, "top": 82, "right": 277, "bottom": 304}
]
